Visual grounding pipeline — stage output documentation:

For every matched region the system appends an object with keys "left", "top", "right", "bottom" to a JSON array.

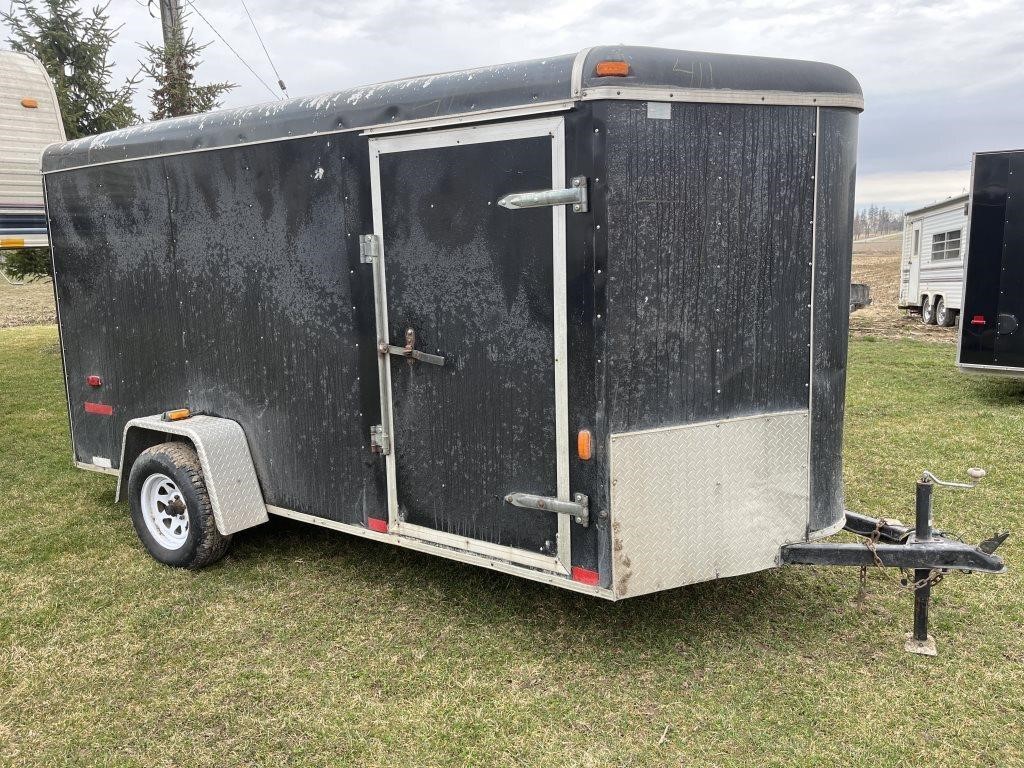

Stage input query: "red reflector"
[
  {"left": 84, "top": 402, "right": 113, "bottom": 416},
  {"left": 86, "top": 375, "right": 103, "bottom": 387},
  {"left": 367, "top": 517, "right": 388, "bottom": 533},
  {"left": 971, "top": 315, "right": 986, "bottom": 326},
  {"left": 571, "top": 566, "right": 600, "bottom": 585}
]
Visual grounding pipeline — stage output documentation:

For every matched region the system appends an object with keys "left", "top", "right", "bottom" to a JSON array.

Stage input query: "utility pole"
[
  {"left": 157, "top": 0, "right": 184, "bottom": 111},
  {"left": 158, "top": 0, "right": 183, "bottom": 47}
]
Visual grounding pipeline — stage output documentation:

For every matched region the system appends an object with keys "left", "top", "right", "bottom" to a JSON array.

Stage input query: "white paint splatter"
[{"left": 312, "top": 167, "right": 325, "bottom": 180}]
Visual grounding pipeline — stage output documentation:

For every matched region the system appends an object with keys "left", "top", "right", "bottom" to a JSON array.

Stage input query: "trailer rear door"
[
  {"left": 367, "top": 117, "right": 571, "bottom": 573},
  {"left": 960, "top": 151, "right": 1024, "bottom": 369}
]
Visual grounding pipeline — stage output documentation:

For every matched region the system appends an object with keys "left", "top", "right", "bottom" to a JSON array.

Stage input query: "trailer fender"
[{"left": 115, "top": 415, "right": 269, "bottom": 535}]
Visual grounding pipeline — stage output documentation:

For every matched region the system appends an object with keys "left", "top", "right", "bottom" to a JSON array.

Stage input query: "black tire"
[
  {"left": 127, "top": 441, "right": 231, "bottom": 569},
  {"left": 935, "top": 297, "right": 955, "bottom": 327},
  {"left": 921, "top": 296, "right": 936, "bottom": 325}
]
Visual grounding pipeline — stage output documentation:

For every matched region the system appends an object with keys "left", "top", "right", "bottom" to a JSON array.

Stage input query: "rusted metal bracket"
[
  {"left": 378, "top": 327, "right": 445, "bottom": 367},
  {"left": 370, "top": 424, "right": 391, "bottom": 455}
]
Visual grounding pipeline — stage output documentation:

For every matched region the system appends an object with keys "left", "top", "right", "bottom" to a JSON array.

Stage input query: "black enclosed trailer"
[
  {"left": 958, "top": 148, "right": 1024, "bottom": 375},
  {"left": 43, "top": 46, "right": 1005, "bottom": 613}
]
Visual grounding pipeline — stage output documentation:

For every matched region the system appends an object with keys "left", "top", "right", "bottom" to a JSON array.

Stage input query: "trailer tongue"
[{"left": 783, "top": 471, "right": 1008, "bottom": 655}]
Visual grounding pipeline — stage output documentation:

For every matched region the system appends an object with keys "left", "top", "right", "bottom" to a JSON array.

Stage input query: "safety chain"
[{"left": 858, "top": 516, "right": 948, "bottom": 593}]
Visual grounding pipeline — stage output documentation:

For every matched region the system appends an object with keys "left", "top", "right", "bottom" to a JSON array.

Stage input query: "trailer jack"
[{"left": 781, "top": 470, "right": 1009, "bottom": 656}]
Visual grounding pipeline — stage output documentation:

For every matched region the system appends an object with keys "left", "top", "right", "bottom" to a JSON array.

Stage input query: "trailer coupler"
[{"left": 781, "top": 470, "right": 1009, "bottom": 656}]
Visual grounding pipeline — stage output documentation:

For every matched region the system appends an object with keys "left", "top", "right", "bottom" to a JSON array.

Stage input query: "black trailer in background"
[{"left": 959, "top": 148, "right": 1024, "bottom": 373}]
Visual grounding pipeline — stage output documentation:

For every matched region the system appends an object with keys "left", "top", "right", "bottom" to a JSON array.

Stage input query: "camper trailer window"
[{"left": 931, "top": 230, "right": 962, "bottom": 260}]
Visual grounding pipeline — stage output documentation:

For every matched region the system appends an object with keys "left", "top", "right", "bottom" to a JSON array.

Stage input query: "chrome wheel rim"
[{"left": 140, "top": 473, "right": 190, "bottom": 550}]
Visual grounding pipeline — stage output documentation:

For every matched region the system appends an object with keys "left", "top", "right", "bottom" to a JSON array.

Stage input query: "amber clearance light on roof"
[
  {"left": 594, "top": 60, "right": 630, "bottom": 77},
  {"left": 21, "top": 97, "right": 38, "bottom": 108}
]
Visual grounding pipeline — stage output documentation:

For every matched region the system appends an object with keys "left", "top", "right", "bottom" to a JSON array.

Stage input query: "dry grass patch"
[
  {"left": 0, "top": 279, "right": 55, "bottom": 328},
  {"left": 850, "top": 234, "right": 957, "bottom": 343}
]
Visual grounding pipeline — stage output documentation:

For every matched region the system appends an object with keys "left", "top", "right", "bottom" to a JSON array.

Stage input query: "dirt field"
[
  {"left": 0, "top": 278, "right": 55, "bottom": 328},
  {"left": 849, "top": 233, "right": 956, "bottom": 343}
]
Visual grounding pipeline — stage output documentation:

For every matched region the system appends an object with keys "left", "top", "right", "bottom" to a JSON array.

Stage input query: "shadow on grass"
[
  {"left": 962, "top": 375, "right": 1024, "bottom": 406},
  {"left": 220, "top": 514, "right": 855, "bottom": 660}
]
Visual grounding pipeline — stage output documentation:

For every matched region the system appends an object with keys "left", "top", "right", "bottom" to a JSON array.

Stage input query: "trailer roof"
[
  {"left": 42, "top": 45, "right": 862, "bottom": 173},
  {"left": 904, "top": 193, "right": 969, "bottom": 219}
]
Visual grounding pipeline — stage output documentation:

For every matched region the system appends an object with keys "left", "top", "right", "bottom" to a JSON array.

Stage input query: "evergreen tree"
[
  {"left": 2, "top": 0, "right": 140, "bottom": 140},
  {"left": 140, "top": 10, "right": 233, "bottom": 120}
]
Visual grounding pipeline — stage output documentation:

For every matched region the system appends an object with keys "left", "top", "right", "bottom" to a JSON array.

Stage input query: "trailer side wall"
[{"left": 46, "top": 134, "right": 389, "bottom": 526}]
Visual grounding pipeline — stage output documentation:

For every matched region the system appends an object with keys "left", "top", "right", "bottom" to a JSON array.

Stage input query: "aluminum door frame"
[{"left": 367, "top": 116, "right": 571, "bottom": 574}]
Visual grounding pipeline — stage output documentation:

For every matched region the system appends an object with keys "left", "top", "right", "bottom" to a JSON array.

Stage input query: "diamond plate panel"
[
  {"left": 609, "top": 411, "right": 810, "bottom": 598},
  {"left": 119, "top": 415, "right": 269, "bottom": 535}
]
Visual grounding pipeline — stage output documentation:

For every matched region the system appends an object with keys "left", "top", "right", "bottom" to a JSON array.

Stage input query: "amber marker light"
[
  {"left": 577, "top": 429, "right": 593, "bottom": 460},
  {"left": 21, "top": 97, "right": 39, "bottom": 108},
  {"left": 162, "top": 408, "right": 192, "bottom": 421},
  {"left": 594, "top": 60, "right": 630, "bottom": 77}
]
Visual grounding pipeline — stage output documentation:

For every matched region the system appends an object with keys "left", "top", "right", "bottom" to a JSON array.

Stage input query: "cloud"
[
  {"left": 856, "top": 169, "right": 970, "bottom": 211},
  {"left": 2, "top": 0, "right": 1022, "bottom": 206}
]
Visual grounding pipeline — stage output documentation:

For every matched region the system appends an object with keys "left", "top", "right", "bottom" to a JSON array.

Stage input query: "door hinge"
[
  {"left": 370, "top": 424, "right": 391, "bottom": 455},
  {"left": 504, "top": 491, "right": 589, "bottom": 527},
  {"left": 360, "top": 234, "right": 380, "bottom": 263},
  {"left": 497, "top": 176, "right": 588, "bottom": 213}
]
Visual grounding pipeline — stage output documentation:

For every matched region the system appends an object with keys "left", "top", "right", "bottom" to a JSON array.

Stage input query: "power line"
[
  {"left": 238, "top": 0, "right": 288, "bottom": 97},
  {"left": 183, "top": 0, "right": 281, "bottom": 100}
]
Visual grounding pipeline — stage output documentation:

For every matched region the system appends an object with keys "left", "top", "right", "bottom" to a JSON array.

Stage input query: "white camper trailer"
[
  {"left": 0, "top": 50, "right": 64, "bottom": 251},
  {"left": 897, "top": 194, "right": 969, "bottom": 326}
]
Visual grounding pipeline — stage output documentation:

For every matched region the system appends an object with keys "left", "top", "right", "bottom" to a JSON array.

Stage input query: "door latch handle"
[
  {"left": 497, "top": 176, "right": 588, "bottom": 213},
  {"left": 505, "top": 491, "right": 590, "bottom": 527},
  {"left": 378, "top": 327, "right": 445, "bottom": 366}
]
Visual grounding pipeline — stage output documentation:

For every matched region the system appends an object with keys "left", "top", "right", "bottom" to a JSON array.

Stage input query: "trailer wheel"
[
  {"left": 127, "top": 442, "right": 231, "bottom": 569},
  {"left": 921, "top": 296, "right": 936, "bottom": 325},
  {"left": 935, "top": 297, "right": 955, "bottom": 327}
]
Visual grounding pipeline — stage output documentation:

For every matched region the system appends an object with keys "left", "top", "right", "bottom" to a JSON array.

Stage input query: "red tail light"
[
  {"left": 571, "top": 566, "right": 600, "bottom": 585},
  {"left": 86, "top": 375, "right": 103, "bottom": 387},
  {"left": 971, "top": 315, "right": 986, "bottom": 326}
]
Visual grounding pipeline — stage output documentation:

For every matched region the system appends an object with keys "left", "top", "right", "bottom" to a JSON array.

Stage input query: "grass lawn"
[{"left": 1, "top": 325, "right": 1022, "bottom": 767}]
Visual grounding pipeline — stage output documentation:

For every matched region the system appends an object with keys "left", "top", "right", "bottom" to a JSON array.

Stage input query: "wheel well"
[{"left": 115, "top": 426, "right": 195, "bottom": 503}]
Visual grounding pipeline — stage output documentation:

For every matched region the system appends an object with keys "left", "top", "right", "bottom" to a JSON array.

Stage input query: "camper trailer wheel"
[
  {"left": 921, "top": 296, "right": 936, "bottom": 325},
  {"left": 127, "top": 442, "right": 231, "bottom": 569},
  {"left": 935, "top": 297, "right": 955, "bottom": 327}
]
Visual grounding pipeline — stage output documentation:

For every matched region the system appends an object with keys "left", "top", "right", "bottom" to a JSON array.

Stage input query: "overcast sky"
[{"left": 5, "top": 0, "right": 1024, "bottom": 210}]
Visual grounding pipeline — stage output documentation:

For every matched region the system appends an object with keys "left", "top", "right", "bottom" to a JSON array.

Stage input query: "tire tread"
[{"left": 128, "top": 441, "right": 232, "bottom": 569}]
